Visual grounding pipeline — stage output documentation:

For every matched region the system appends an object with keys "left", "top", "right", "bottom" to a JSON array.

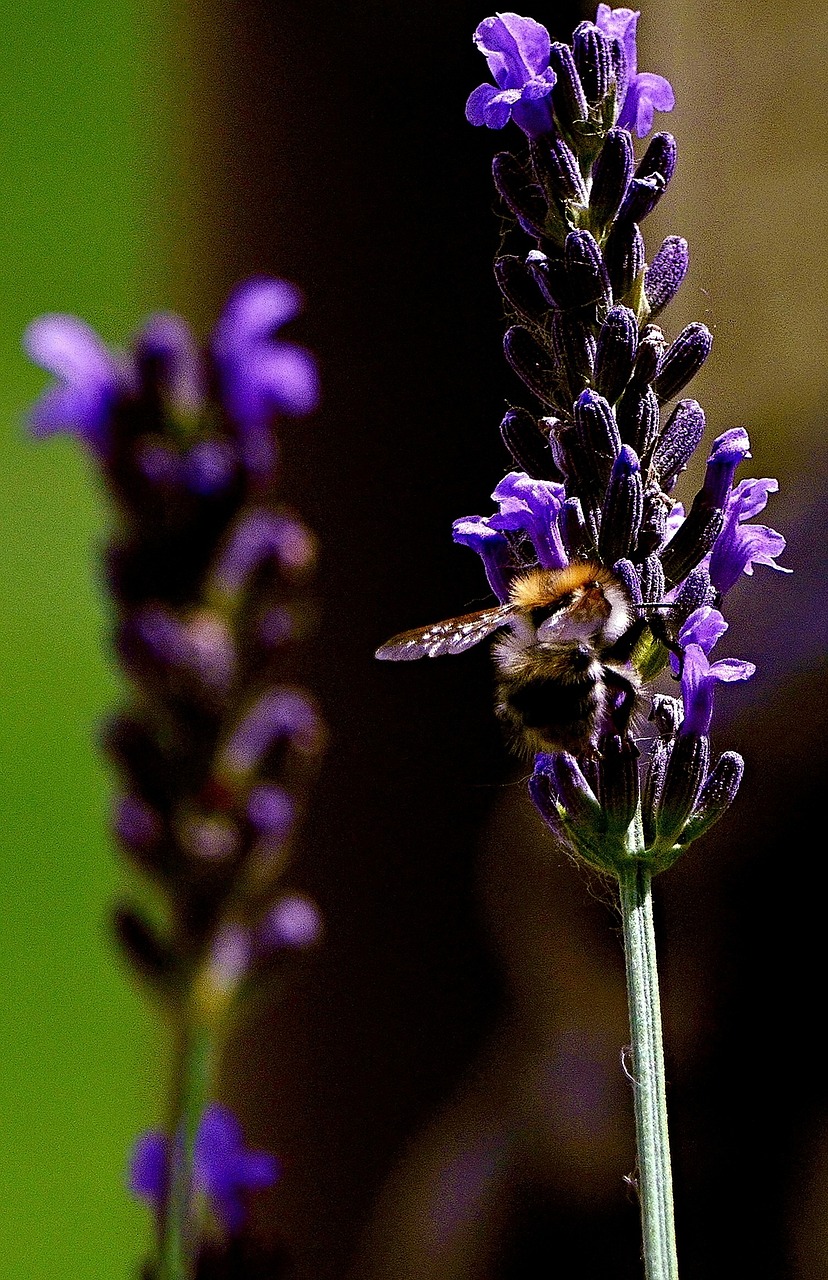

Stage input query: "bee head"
[{"left": 511, "top": 562, "right": 634, "bottom": 646}]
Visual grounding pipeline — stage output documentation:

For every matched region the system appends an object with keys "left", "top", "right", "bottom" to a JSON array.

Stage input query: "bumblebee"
[{"left": 375, "top": 561, "right": 649, "bottom": 756}]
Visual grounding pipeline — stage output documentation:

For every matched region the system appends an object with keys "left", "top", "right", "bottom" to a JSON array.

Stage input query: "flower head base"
[{"left": 130, "top": 1104, "right": 279, "bottom": 1233}]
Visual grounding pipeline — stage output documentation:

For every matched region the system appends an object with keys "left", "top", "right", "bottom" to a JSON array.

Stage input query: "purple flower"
[
  {"left": 452, "top": 517, "right": 513, "bottom": 602},
  {"left": 708, "top": 477, "right": 789, "bottom": 595},
  {"left": 679, "top": 642, "right": 755, "bottom": 736},
  {"left": 130, "top": 1103, "right": 279, "bottom": 1232},
  {"left": 258, "top": 894, "right": 323, "bottom": 951},
  {"left": 669, "top": 605, "right": 728, "bottom": 675},
  {"left": 23, "top": 314, "right": 130, "bottom": 452},
  {"left": 212, "top": 277, "right": 320, "bottom": 474},
  {"left": 453, "top": 471, "right": 569, "bottom": 594},
  {"left": 595, "top": 5, "right": 675, "bottom": 137},
  {"left": 465, "top": 13, "right": 557, "bottom": 137},
  {"left": 135, "top": 312, "right": 205, "bottom": 417}
]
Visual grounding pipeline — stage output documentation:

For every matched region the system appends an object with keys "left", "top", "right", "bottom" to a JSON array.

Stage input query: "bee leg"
[{"left": 648, "top": 614, "right": 685, "bottom": 676}]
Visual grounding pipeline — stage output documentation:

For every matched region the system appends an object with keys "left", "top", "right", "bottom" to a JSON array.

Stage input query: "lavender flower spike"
[
  {"left": 466, "top": 13, "right": 557, "bottom": 137},
  {"left": 595, "top": 5, "right": 675, "bottom": 137}
]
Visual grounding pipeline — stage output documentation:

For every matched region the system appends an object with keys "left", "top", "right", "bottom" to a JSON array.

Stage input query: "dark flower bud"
[
  {"left": 551, "top": 311, "right": 596, "bottom": 397},
  {"left": 616, "top": 384, "right": 660, "bottom": 458},
  {"left": 564, "top": 230, "right": 612, "bottom": 311},
  {"left": 572, "top": 22, "right": 612, "bottom": 105},
  {"left": 654, "top": 322, "right": 713, "bottom": 404},
  {"left": 530, "top": 134, "right": 587, "bottom": 206},
  {"left": 612, "top": 558, "right": 643, "bottom": 605},
  {"left": 604, "top": 220, "right": 645, "bottom": 302},
  {"left": 599, "top": 444, "right": 643, "bottom": 565},
  {"left": 635, "top": 132, "right": 677, "bottom": 185},
  {"left": 659, "top": 496, "right": 724, "bottom": 588},
  {"left": 561, "top": 495, "right": 588, "bottom": 557},
  {"left": 654, "top": 731, "right": 710, "bottom": 848},
  {"left": 574, "top": 388, "right": 621, "bottom": 487},
  {"left": 594, "top": 305, "right": 638, "bottom": 403},
  {"left": 639, "top": 551, "right": 666, "bottom": 604},
  {"left": 645, "top": 236, "right": 690, "bottom": 318},
  {"left": 503, "top": 325, "right": 562, "bottom": 406},
  {"left": 527, "top": 249, "right": 572, "bottom": 309},
  {"left": 599, "top": 734, "right": 640, "bottom": 831},
  {"left": 114, "top": 904, "right": 177, "bottom": 987},
  {"left": 528, "top": 755, "right": 569, "bottom": 843},
  {"left": 492, "top": 153, "right": 547, "bottom": 239},
  {"left": 609, "top": 35, "right": 629, "bottom": 107},
  {"left": 494, "top": 255, "right": 549, "bottom": 322},
  {"left": 500, "top": 407, "right": 562, "bottom": 480},
  {"left": 589, "top": 128, "right": 634, "bottom": 228},
  {"left": 669, "top": 565, "right": 716, "bottom": 628},
  {"left": 549, "top": 42, "right": 589, "bottom": 130},
  {"left": 637, "top": 483, "right": 668, "bottom": 557},
  {"left": 618, "top": 172, "right": 668, "bottom": 224},
  {"left": 653, "top": 398, "right": 706, "bottom": 491},
  {"left": 631, "top": 325, "right": 667, "bottom": 388},
  {"left": 642, "top": 734, "right": 672, "bottom": 847},
  {"left": 548, "top": 753, "right": 615, "bottom": 870},
  {"left": 679, "top": 751, "right": 745, "bottom": 845}
]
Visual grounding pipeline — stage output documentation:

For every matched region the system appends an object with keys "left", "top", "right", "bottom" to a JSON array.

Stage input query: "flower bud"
[
  {"left": 503, "top": 325, "right": 562, "bottom": 406},
  {"left": 530, "top": 134, "right": 587, "bottom": 205},
  {"left": 645, "top": 236, "right": 689, "bottom": 318},
  {"left": 654, "top": 732, "right": 710, "bottom": 849},
  {"left": 639, "top": 551, "right": 666, "bottom": 604},
  {"left": 551, "top": 312, "right": 596, "bottom": 398},
  {"left": 574, "top": 388, "right": 621, "bottom": 488},
  {"left": 637, "top": 484, "right": 668, "bottom": 557},
  {"left": 653, "top": 399, "right": 705, "bottom": 491},
  {"left": 589, "top": 128, "right": 634, "bottom": 228},
  {"left": 654, "top": 322, "right": 713, "bottom": 403},
  {"left": 492, "top": 153, "right": 547, "bottom": 238},
  {"left": 594, "top": 305, "right": 638, "bottom": 403},
  {"left": 572, "top": 22, "right": 612, "bottom": 105},
  {"left": 604, "top": 220, "right": 645, "bottom": 302},
  {"left": 599, "top": 734, "right": 640, "bottom": 831},
  {"left": 499, "top": 407, "right": 562, "bottom": 481},
  {"left": 494, "top": 255, "right": 548, "bottom": 323},
  {"left": 598, "top": 445, "right": 643, "bottom": 565},
  {"left": 679, "top": 751, "right": 745, "bottom": 845},
  {"left": 549, "top": 42, "right": 589, "bottom": 130},
  {"left": 564, "top": 230, "right": 612, "bottom": 311},
  {"left": 616, "top": 384, "right": 660, "bottom": 457}
]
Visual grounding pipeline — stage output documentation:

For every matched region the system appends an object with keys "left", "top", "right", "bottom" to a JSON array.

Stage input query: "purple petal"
[
  {"left": 595, "top": 5, "right": 639, "bottom": 76},
  {"left": 452, "top": 517, "right": 513, "bottom": 602},
  {"left": 259, "top": 894, "right": 322, "bottom": 951},
  {"left": 212, "top": 509, "right": 317, "bottom": 598},
  {"left": 129, "top": 1131, "right": 168, "bottom": 1203},
  {"left": 24, "top": 314, "right": 125, "bottom": 448},
  {"left": 251, "top": 345, "right": 320, "bottom": 417},
  {"left": 635, "top": 71, "right": 675, "bottom": 112},
  {"left": 709, "top": 657, "right": 756, "bottom": 683},
  {"left": 223, "top": 689, "right": 323, "bottom": 774},
  {"left": 709, "top": 475, "right": 788, "bottom": 594},
  {"left": 473, "top": 13, "right": 552, "bottom": 86},
  {"left": 213, "top": 278, "right": 303, "bottom": 361},
  {"left": 465, "top": 82, "right": 501, "bottom": 126},
  {"left": 670, "top": 606, "right": 727, "bottom": 675},
  {"left": 680, "top": 643, "right": 754, "bottom": 736},
  {"left": 239, "top": 1150, "right": 281, "bottom": 1190}
]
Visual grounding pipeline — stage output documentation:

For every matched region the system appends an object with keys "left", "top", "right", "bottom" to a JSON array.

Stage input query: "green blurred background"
[{"left": 0, "top": 4, "right": 182, "bottom": 1274}]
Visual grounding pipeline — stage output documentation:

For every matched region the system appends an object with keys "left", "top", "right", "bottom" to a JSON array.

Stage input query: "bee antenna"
[{"left": 633, "top": 603, "right": 672, "bottom": 611}]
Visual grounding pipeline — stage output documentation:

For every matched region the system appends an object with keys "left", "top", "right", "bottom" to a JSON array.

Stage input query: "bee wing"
[{"left": 375, "top": 604, "right": 518, "bottom": 661}]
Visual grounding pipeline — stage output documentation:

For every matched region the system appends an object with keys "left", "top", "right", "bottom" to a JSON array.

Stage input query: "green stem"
[
  {"left": 157, "top": 1015, "right": 213, "bottom": 1280},
  {"left": 617, "top": 861, "right": 679, "bottom": 1280}
]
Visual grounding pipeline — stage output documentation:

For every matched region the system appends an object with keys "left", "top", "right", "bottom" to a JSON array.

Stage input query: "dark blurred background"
[{"left": 1, "top": 2, "right": 827, "bottom": 1278}]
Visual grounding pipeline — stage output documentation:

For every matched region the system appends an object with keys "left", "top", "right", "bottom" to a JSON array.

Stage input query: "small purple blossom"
[
  {"left": 130, "top": 1103, "right": 280, "bottom": 1232},
  {"left": 451, "top": 517, "right": 513, "bottom": 602},
  {"left": 258, "top": 894, "right": 323, "bottom": 951},
  {"left": 679, "top": 641, "right": 755, "bottom": 737},
  {"left": 708, "top": 477, "right": 789, "bottom": 595},
  {"left": 23, "top": 315, "right": 129, "bottom": 452},
  {"left": 465, "top": 13, "right": 557, "bottom": 137},
  {"left": 595, "top": 5, "right": 675, "bottom": 137},
  {"left": 212, "top": 278, "right": 320, "bottom": 474}
]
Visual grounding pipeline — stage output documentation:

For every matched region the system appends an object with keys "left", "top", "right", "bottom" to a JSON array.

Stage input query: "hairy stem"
[{"left": 617, "top": 861, "right": 679, "bottom": 1280}]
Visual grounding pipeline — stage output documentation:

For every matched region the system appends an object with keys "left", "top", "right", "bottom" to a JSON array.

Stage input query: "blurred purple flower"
[
  {"left": 465, "top": 12, "right": 557, "bottom": 137},
  {"left": 212, "top": 278, "right": 319, "bottom": 474},
  {"left": 595, "top": 5, "right": 674, "bottom": 137},
  {"left": 130, "top": 1103, "right": 279, "bottom": 1233},
  {"left": 23, "top": 315, "right": 130, "bottom": 452}
]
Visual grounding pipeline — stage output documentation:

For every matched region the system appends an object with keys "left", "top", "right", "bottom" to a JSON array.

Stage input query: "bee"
[{"left": 375, "top": 560, "right": 648, "bottom": 756}]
